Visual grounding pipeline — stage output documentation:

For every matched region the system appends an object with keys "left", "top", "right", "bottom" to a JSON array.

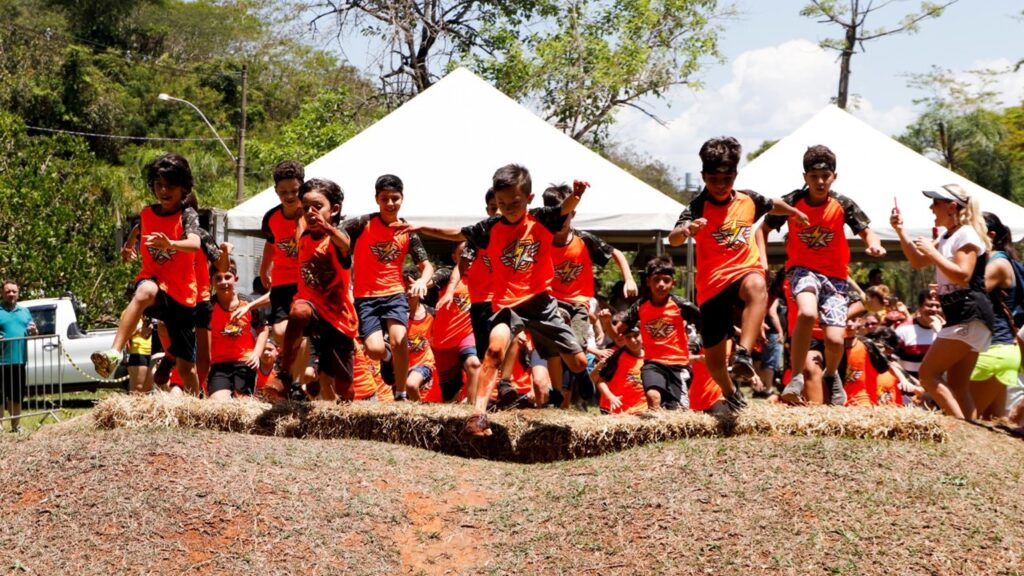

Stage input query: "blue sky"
[{"left": 610, "top": 0, "right": 1024, "bottom": 176}]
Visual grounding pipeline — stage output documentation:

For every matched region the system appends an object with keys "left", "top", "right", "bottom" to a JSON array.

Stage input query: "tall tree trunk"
[{"left": 837, "top": 14, "right": 857, "bottom": 109}]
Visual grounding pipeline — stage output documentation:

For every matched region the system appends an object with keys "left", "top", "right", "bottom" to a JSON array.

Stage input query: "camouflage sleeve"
[
  {"left": 261, "top": 208, "right": 276, "bottom": 243},
  {"left": 744, "top": 189, "right": 775, "bottom": 221},
  {"left": 532, "top": 206, "right": 569, "bottom": 234},
  {"left": 408, "top": 232, "right": 429, "bottom": 264},
  {"left": 762, "top": 189, "right": 802, "bottom": 232},
  {"left": 460, "top": 216, "right": 501, "bottom": 250},
  {"left": 579, "top": 230, "right": 614, "bottom": 266},
  {"left": 835, "top": 193, "right": 871, "bottom": 235}
]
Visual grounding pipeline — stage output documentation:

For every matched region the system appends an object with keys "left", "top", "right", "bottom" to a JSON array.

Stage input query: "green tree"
[
  {"left": 746, "top": 139, "right": 778, "bottom": 162},
  {"left": 602, "top": 144, "right": 691, "bottom": 204},
  {"left": 800, "top": 0, "right": 959, "bottom": 109}
]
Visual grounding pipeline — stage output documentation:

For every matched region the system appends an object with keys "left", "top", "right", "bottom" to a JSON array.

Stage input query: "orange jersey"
[
  {"left": 490, "top": 335, "right": 536, "bottom": 401},
  {"left": 622, "top": 296, "right": 693, "bottom": 365},
  {"left": 351, "top": 339, "right": 383, "bottom": 400},
  {"left": 345, "top": 214, "right": 429, "bottom": 298},
  {"left": 460, "top": 207, "right": 567, "bottom": 309},
  {"left": 764, "top": 189, "right": 870, "bottom": 279},
  {"left": 261, "top": 205, "right": 302, "bottom": 286},
  {"left": 463, "top": 244, "right": 494, "bottom": 304},
  {"left": 195, "top": 248, "right": 212, "bottom": 301},
  {"left": 550, "top": 230, "right": 613, "bottom": 304},
  {"left": 843, "top": 339, "right": 872, "bottom": 407},
  {"left": 688, "top": 358, "right": 724, "bottom": 411},
  {"left": 137, "top": 205, "right": 199, "bottom": 307},
  {"left": 408, "top": 309, "right": 436, "bottom": 370},
  {"left": 297, "top": 232, "right": 358, "bottom": 338},
  {"left": 873, "top": 367, "right": 903, "bottom": 407},
  {"left": 209, "top": 297, "right": 261, "bottom": 365},
  {"left": 597, "top": 349, "right": 647, "bottom": 414},
  {"left": 675, "top": 190, "right": 773, "bottom": 305},
  {"left": 433, "top": 279, "right": 473, "bottom": 350},
  {"left": 255, "top": 367, "right": 272, "bottom": 391}
]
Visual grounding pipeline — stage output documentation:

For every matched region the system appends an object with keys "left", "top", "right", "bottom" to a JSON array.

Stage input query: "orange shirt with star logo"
[
  {"left": 209, "top": 296, "right": 262, "bottom": 365},
  {"left": 843, "top": 338, "right": 872, "bottom": 407},
  {"left": 261, "top": 205, "right": 302, "bottom": 286},
  {"left": 550, "top": 230, "right": 614, "bottom": 304},
  {"left": 138, "top": 205, "right": 199, "bottom": 307},
  {"left": 408, "top": 309, "right": 436, "bottom": 371},
  {"left": 675, "top": 190, "right": 774, "bottom": 305},
  {"left": 345, "top": 213, "right": 429, "bottom": 299},
  {"left": 349, "top": 338, "right": 384, "bottom": 400},
  {"left": 297, "top": 232, "right": 358, "bottom": 338},
  {"left": 433, "top": 278, "right": 473, "bottom": 350},
  {"left": 462, "top": 243, "right": 494, "bottom": 304},
  {"left": 597, "top": 348, "right": 647, "bottom": 414},
  {"left": 763, "top": 189, "right": 870, "bottom": 280},
  {"left": 621, "top": 295, "right": 694, "bottom": 366},
  {"left": 460, "top": 207, "right": 567, "bottom": 310}
]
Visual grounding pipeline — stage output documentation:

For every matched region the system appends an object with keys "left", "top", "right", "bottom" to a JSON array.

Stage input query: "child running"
[
  {"left": 342, "top": 175, "right": 434, "bottom": 401},
  {"left": 760, "top": 145, "right": 885, "bottom": 406},
  {"left": 668, "top": 137, "right": 808, "bottom": 411},
  {"left": 593, "top": 323, "right": 647, "bottom": 415},
  {"left": 259, "top": 160, "right": 306, "bottom": 363},
  {"left": 208, "top": 258, "right": 270, "bottom": 400},
  {"left": 398, "top": 165, "right": 591, "bottom": 435}
]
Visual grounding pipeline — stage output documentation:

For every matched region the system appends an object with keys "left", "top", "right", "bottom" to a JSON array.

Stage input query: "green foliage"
[
  {"left": 746, "top": 139, "right": 778, "bottom": 162},
  {"left": 0, "top": 112, "right": 136, "bottom": 325},
  {"left": 602, "top": 144, "right": 692, "bottom": 204}
]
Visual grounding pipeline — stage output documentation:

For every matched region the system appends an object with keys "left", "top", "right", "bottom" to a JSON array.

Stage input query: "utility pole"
[{"left": 236, "top": 63, "right": 248, "bottom": 205}]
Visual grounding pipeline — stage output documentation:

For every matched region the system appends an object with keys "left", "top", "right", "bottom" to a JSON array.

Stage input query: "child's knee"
[
  {"left": 134, "top": 282, "right": 159, "bottom": 303},
  {"left": 565, "top": 352, "right": 588, "bottom": 373},
  {"left": 288, "top": 302, "right": 313, "bottom": 323},
  {"left": 464, "top": 356, "right": 481, "bottom": 371},
  {"left": 646, "top": 389, "right": 662, "bottom": 407}
]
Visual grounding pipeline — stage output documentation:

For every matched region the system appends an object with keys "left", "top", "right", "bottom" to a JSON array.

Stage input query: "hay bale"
[{"left": 92, "top": 395, "right": 949, "bottom": 463}]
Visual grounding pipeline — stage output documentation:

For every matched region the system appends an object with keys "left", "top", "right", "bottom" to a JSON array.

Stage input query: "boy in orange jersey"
[
  {"left": 541, "top": 184, "right": 638, "bottom": 404},
  {"left": 207, "top": 259, "right": 270, "bottom": 399},
  {"left": 398, "top": 165, "right": 590, "bottom": 435},
  {"left": 342, "top": 174, "right": 434, "bottom": 401},
  {"left": 402, "top": 267, "right": 438, "bottom": 402},
  {"left": 432, "top": 265, "right": 481, "bottom": 402},
  {"left": 593, "top": 324, "right": 647, "bottom": 415},
  {"left": 761, "top": 145, "right": 884, "bottom": 406},
  {"left": 668, "top": 137, "right": 808, "bottom": 412},
  {"left": 92, "top": 153, "right": 222, "bottom": 395},
  {"left": 270, "top": 178, "right": 358, "bottom": 401},
  {"left": 601, "top": 257, "right": 699, "bottom": 410},
  {"left": 260, "top": 160, "right": 305, "bottom": 352}
]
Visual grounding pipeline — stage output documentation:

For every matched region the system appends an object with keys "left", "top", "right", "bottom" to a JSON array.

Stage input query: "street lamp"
[{"left": 158, "top": 84, "right": 247, "bottom": 205}]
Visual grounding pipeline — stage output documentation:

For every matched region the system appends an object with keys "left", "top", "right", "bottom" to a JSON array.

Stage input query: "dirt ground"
[{"left": 1, "top": 417, "right": 1022, "bottom": 575}]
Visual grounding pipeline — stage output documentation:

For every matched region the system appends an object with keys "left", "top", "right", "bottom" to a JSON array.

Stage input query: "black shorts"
[
  {"left": 0, "top": 363, "right": 26, "bottom": 404},
  {"left": 491, "top": 293, "right": 583, "bottom": 359},
  {"left": 699, "top": 273, "right": 758, "bottom": 348},
  {"left": 139, "top": 281, "right": 196, "bottom": 363},
  {"left": 194, "top": 299, "right": 213, "bottom": 331},
  {"left": 470, "top": 301, "right": 493, "bottom": 357},
  {"left": 355, "top": 294, "right": 409, "bottom": 340},
  {"left": 304, "top": 305, "right": 355, "bottom": 384},
  {"left": 269, "top": 283, "right": 298, "bottom": 325},
  {"left": 208, "top": 361, "right": 256, "bottom": 396},
  {"left": 127, "top": 353, "right": 151, "bottom": 367},
  {"left": 641, "top": 361, "right": 689, "bottom": 410}
]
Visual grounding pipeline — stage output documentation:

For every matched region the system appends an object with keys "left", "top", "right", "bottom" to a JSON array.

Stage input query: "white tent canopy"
[
  {"left": 735, "top": 105, "right": 1024, "bottom": 244},
  {"left": 227, "top": 67, "right": 683, "bottom": 237}
]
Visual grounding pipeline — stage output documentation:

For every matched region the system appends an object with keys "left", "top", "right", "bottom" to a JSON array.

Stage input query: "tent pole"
[
  {"left": 686, "top": 236, "right": 695, "bottom": 302},
  {"left": 655, "top": 231, "right": 664, "bottom": 256}
]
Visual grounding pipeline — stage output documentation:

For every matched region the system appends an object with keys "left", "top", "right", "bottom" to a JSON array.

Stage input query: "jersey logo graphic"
[
  {"left": 796, "top": 225, "right": 834, "bottom": 249},
  {"left": 626, "top": 370, "right": 643, "bottom": 389},
  {"left": 147, "top": 245, "right": 176, "bottom": 264},
  {"left": 277, "top": 238, "right": 298, "bottom": 258},
  {"left": 220, "top": 318, "right": 246, "bottom": 337},
  {"left": 301, "top": 254, "right": 337, "bottom": 290},
  {"left": 370, "top": 240, "right": 402, "bottom": 264},
  {"left": 554, "top": 260, "right": 584, "bottom": 284},
  {"left": 500, "top": 239, "right": 541, "bottom": 272},
  {"left": 409, "top": 333, "right": 430, "bottom": 353},
  {"left": 710, "top": 220, "right": 751, "bottom": 250},
  {"left": 453, "top": 293, "right": 470, "bottom": 312},
  {"left": 645, "top": 317, "right": 676, "bottom": 340},
  {"left": 848, "top": 369, "right": 863, "bottom": 385},
  {"left": 482, "top": 254, "right": 493, "bottom": 272}
]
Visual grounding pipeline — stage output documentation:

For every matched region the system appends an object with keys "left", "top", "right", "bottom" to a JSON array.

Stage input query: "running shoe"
[
  {"left": 723, "top": 388, "right": 748, "bottom": 412},
  {"left": 90, "top": 349, "right": 121, "bottom": 379},
  {"left": 728, "top": 347, "right": 756, "bottom": 384},
  {"left": 152, "top": 355, "right": 174, "bottom": 386},
  {"left": 780, "top": 373, "right": 806, "bottom": 406},
  {"left": 463, "top": 413, "right": 492, "bottom": 437},
  {"left": 827, "top": 372, "right": 847, "bottom": 406},
  {"left": 495, "top": 379, "right": 520, "bottom": 409}
]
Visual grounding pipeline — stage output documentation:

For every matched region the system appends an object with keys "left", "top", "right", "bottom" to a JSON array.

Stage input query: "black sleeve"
[
  {"left": 241, "top": 295, "right": 267, "bottom": 330},
  {"left": 762, "top": 189, "right": 802, "bottom": 232},
  {"left": 742, "top": 189, "right": 775, "bottom": 221},
  {"left": 461, "top": 242, "right": 479, "bottom": 264},
  {"left": 531, "top": 206, "right": 569, "bottom": 234},
  {"left": 621, "top": 301, "right": 641, "bottom": 331},
  {"left": 431, "top": 267, "right": 452, "bottom": 290},
  {"left": 834, "top": 193, "right": 871, "bottom": 235},
  {"left": 599, "top": 348, "right": 624, "bottom": 381},
  {"left": 408, "top": 232, "right": 429, "bottom": 264},
  {"left": 341, "top": 214, "right": 371, "bottom": 245},
  {"left": 460, "top": 216, "right": 502, "bottom": 250},
  {"left": 261, "top": 207, "right": 276, "bottom": 243},
  {"left": 674, "top": 192, "right": 707, "bottom": 228},
  {"left": 197, "top": 227, "right": 221, "bottom": 264},
  {"left": 669, "top": 295, "right": 701, "bottom": 332},
  {"left": 578, "top": 230, "right": 614, "bottom": 266}
]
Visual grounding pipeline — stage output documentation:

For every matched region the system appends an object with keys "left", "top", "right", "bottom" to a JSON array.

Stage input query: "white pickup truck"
[{"left": 20, "top": 295, "right": 121, "bottom": 391}]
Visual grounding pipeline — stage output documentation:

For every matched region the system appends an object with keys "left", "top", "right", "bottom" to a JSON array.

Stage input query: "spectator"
[{"left": 0, "top": 280, "right": 38, "bottom": 432}]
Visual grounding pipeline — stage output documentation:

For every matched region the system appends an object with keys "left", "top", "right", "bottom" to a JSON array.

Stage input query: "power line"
[
  {"left": 26, "top": 125, "right": 221, "bottom": 142},
  {"left": 3, "top": 22, "right": 244, "bottom": 81}
]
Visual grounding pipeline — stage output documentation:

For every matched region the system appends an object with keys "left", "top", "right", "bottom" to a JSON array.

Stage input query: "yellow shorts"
[{"left": 970, "top": 343, "right": 1021, "bottom": 387}]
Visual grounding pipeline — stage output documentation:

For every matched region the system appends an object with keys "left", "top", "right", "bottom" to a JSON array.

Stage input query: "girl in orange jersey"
[
  {"left": 402, "top": 268, "right": 438, "bottom": 402},
  {"left": 593, "top": 325, "right": 647, "bottom": 415},
  {"left": 207, "top": 261, "right": 270, "bottom": 399},
  {"left": 92, "top": 154, "right": 224, "bottom": 396}
]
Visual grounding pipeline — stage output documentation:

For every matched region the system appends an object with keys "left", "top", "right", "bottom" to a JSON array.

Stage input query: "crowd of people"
[{"left": 88, "top": 136, "right": 1024, "bottom": 437}]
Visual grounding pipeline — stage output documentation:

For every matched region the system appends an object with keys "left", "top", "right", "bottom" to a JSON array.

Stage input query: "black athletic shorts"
[
  {"left": 641, "top": 361, "right": 689, "bottom": 410},
  {"left": 470, "top": 302, "right": 493, "bottom": 358},
  {"left": 127, "top": 353, "right": 151, "bottom": 367},
  {"left": 556, "top": 300, "right": 590, "bottom": 346},
  {"left": 139, "top": 280, "right": 196, "bottom": 363},
  {"left": 0, "top": 363, "right": 26, "bottom": 405},
  {"left": 208, "top": 361, "right": 256, "bottom": 396},
  {"left": 194, "top": 299, "right": 213, "bottom": 331},
  {"left": 269, "top": 283, "right": 298, "bottom": 325},
  {"left": 698, "top": 273, "right": 759, "bottom": 348},
  {"left": 301, "top": 303, "right": 355, "bottom": 384}
]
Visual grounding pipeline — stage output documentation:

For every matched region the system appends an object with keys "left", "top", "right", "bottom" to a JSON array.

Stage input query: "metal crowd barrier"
[{"left": 0, "top": 334, "right": 63, "bottom": 430}]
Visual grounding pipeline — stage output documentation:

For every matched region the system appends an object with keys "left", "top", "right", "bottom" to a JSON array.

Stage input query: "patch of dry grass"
[{"left": 92, "top": 394, "right": 949, "bottom": 463}]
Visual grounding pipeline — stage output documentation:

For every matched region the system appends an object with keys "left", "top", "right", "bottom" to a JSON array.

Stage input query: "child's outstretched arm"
[
  {"left": 767, "top": 198, "right": 809, "bottom": 227},
  {"left": 122, "top": 224, "right": 140, "bottom": 263},
  {"left": 560, "top": 180, "right": 589, "bottom": 215},
  {"left": 610, "top": 249, "right": 639, "bottom": 298},
  {"left": 390, "top": 221, "right": 465, "bottom": 242},
  {"left": 857, "top": 228, "right": 886, "bottom": 257}
]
